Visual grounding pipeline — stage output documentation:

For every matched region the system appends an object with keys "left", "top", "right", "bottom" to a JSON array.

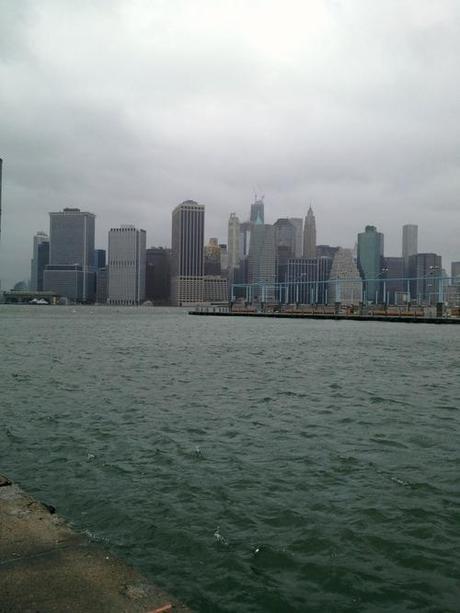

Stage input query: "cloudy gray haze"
[{"left": 0, "top": 0, "right": 459, "bottom": 287}]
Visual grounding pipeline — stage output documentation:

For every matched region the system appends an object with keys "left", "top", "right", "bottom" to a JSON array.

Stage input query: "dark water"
[{"left": 1, "top": 306, "right": 459, "bottom": 612}]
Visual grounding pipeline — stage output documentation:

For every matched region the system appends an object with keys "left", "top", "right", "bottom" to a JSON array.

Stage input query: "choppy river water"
[{"left": 1, "top": 306, "right": 459, "bottom": 612}]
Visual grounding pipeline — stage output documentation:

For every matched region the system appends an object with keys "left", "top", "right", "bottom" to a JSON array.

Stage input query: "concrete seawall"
[{"left": 0, "top": 474, "right": 191, "bottom": 613}]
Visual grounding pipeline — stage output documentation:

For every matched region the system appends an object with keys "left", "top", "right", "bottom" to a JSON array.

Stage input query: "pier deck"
[
  {"left": 189, "top": 309, "right": 460, "bottom": 324},
  {"left": 0, "top": 474, "right": 190, "bottom": 613}
]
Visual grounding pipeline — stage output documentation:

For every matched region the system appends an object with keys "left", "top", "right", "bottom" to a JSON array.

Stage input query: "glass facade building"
[
  {"left": 44, "top": 208, "right": 96, "bottom": 302},
  {"left": 357, "top": 225, "right": 384, "bottom": 303}
]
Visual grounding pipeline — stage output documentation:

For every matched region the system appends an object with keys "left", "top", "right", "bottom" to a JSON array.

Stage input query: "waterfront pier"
[
  {"left": 189, "top": 303, "right": 460, "bottom": 324},
  {"left": 0, "top": 474, "right": 190, "bottom": 613}
]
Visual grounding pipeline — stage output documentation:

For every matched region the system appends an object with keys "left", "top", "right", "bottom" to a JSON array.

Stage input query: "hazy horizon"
[{"left": 1, "top": 0, "right": 459, "bottom": 287}]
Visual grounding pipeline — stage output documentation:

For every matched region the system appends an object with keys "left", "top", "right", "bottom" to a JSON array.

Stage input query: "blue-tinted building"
[
  {"left": 357, "top": 225, "right": 384, "bottom": 303},
  {"left": 94, "top": 249, "right": 106, "bottom": 270}
]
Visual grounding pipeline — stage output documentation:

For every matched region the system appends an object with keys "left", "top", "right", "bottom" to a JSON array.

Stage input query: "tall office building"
[
  {"left": 274, "top": 218, "right": 297, "bottom": 256},
  {"left": 402, "top": 224, "right": 418, "bottom": 273},
  {"left": 328, "top": 248, "right": 362, "bottom": 305},
  {"left": 274, "top": 219, "right": 297, "bottom": 284},
  {"left": 30, "top": 231, "right": 49, "bottom": 291},
  {"left": 408, "top": 252, "right": 442, "bottom": 305},
  {"left": 145, "top": 247, "right": 171, "bottom": 305},
  {"left": 303, "top": 206, "right": 316, "bottom": 258},
  {"left": 451, "top": 261, "right": 460, "bottom": 283},
  {"left": 94, "top": 249, "right": 106, "bottom": 270},
  {"left": 227, "top": 213, "right": 240, "bottom": 274},
  {"left": 107, "top": 226, "right": 146, "bottom": 305},
  {"left": 289, "top": 218, "right": 303, "bottom": 257},
  {"left": 288, "top": 256, "right": 332, "bottom": 304},
  {"left": 447, "top": 261, "right": 460, "bottom": 306},
  {"left": 171, "top": 200, "right": 205, "bottom": 305},
  {"left": 248, "top": 219, "right": 276, "bottom": 299},
  {"left": 239, "top": 221, "right": 251, "bottom": 258},
  {"left": 250, "top": 197, "right": 264, "bottom": 224},
  {"left": 204, "top": 238, "right": 221, "bottom": 276},
  {"left": 219, "top": 243, "right": 228, "bottom": 273},
  {"left": 43, "top": 208, "right": 96, "bottom": 302},
  {"left": 357, "top": 225, "right": 384, "bottom": 302},
  {"left": 384, "top": 256, "right": 405, "bottom": 304},
  {"left": 235, "top": 221, "right": 251, "bottom": 286}
]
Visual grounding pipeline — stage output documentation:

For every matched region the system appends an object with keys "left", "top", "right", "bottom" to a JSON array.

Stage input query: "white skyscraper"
[
  {"left": 227, "top": 213, "right": 240, "bottom": 273},
  {"left": 108, "top": 226, "right": 146, "bottom": 305}
]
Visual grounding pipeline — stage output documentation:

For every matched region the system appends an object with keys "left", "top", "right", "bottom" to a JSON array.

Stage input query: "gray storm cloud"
[{"left": 0, "top": 0, "right": 459, "bottom": 286}]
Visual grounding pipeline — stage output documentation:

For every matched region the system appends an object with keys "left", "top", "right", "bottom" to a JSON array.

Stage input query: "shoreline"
[{"left": 0, "top": 474, "right": 191, "bottom": 612}]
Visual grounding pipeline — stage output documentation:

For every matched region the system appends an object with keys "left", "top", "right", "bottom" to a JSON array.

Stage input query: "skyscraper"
[
  {"left": 288, "top": 256, "right": 332, "bottom": 304},
  {"left": 402, "top": 224, "right": 418, "bottom": 274},
  {"left": 408, "top": 253, "right": 442, "bottom": 305},
  {"left": 48, "top": 208, "right": 95, "bottom": 269},
  {"left": 219, "top": 243, "right": 228, "bottom": 273},
  {"left": 447, "top": 261, "right": 460, "bottom": 306},
  {"left": 204, "top": 238, "right": 221, "bottom": 276},
  {"left": 248, "top": 218, "right": 276, "bottom": 299},
  {"left": 274, "top": 218, "right": 297, "bottom": 284},
  {"left": 250, "top": 197, "right": 264, "bottom": 224},
  {"left": 239, "top": 221, "right": 251, "bottom": 258},
  {"left": 94, "top": 249, "right": 106, "bottom": 270},
  {"left": 227, "top": 213, "right": 240, "bottom": 275},
  {"left": 289, "top": 218, "right": 303, "bottom": 257},
  {"left": 383, "top": 256, "right": 405, "bottom": 304},
  {"left": 171, "top": 200, "right": 205, "bottom": 305},
  {"left": 43, "top": 208, "right": 96, "bottom": 302},
  {"left": 357, "top": 225, "right": 384, "bottom": 303},
  {"left": 30, "top": 231, "right": 49, "bottom": 291},
  {"left": 107, "top": 226, "right": 146, "bottom": 305},
  {"left": 145, "top": 247, "right": 171, "bottom": 305},
  {"left": 274, "top": 218, "right": 297, "bottom": 256},
  {"left": 303, "top": 206, "right": 316, "bottom": 258},
  {"left": 451, "top": 261, "right": 460, "bottom": 283}
]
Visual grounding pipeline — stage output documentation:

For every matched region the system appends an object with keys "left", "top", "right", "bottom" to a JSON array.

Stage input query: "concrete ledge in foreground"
[{"left": 0, "top": 474, "right": 191, "bottom": 613}]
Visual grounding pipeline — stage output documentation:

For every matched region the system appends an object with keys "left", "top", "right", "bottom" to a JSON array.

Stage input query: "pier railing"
[{"left": 229, "top": 275, "right": 459, "bottom": 313}]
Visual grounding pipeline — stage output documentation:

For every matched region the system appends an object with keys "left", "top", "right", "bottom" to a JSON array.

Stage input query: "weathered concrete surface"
[{"left": 0, "top": 475, "right": 191, "bottom": 613}]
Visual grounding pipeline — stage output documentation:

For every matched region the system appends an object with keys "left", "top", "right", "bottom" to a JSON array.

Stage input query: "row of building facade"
[{"left": 28, "top": 199, "right": 460, "bottom": 306}]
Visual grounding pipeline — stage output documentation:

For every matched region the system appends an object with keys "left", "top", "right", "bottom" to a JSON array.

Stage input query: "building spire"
[{"left": 303, "top": 204, "right": 317, "bottom": 258}]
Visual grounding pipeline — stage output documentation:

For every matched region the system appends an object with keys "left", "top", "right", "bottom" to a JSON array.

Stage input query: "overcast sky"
[{"left": 1, "top": 0, "right": 459, "bottom": 287}]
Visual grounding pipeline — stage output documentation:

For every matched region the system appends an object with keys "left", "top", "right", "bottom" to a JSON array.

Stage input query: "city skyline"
[
  {"left": 1, "top": 1, "right": 459, "bottom": 288},
  {"left": 0, "top": 193, "right": 457, "bottom": 289},
  {"left": 4, "top": 197, "right": 456, "bottom": 309}
]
